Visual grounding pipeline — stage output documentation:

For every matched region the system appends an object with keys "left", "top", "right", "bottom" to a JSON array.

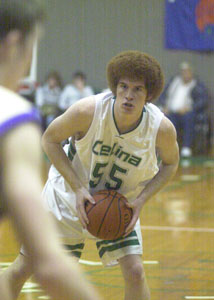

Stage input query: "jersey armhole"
[{"left": 75, "top": 96, "right": 101, "bottom": 146}]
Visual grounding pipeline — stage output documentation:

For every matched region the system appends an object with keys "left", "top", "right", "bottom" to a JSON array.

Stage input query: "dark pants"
[{"left": 167, "top": 111, "right": 195, "bottom": 148}]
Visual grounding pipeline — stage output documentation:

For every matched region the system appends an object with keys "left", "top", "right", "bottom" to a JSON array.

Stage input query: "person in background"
[
  {"left": 157, "top": 62, "right": 208, "bottom": 157},
  {"left": 35, "top": 71, "right": 63, "bottom": 130},
  {"left": 59, "top": 71, "right": 94, "bottom": 111},
  {"left": 0, "top": 1, "right": 102, "bottom": 300}
]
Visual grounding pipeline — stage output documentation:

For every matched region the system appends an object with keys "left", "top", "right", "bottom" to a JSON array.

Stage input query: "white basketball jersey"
[{"left": 49, "top": 92, "right": 164, "bottom": 203}]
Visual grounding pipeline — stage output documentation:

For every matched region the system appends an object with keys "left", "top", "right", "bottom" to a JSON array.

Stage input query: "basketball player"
[
  {"left": 0, "top": 1, "right": 102, "bottom": 300},
  {"left": 4, "top": 50, "right": 179, "bottom": 300}
]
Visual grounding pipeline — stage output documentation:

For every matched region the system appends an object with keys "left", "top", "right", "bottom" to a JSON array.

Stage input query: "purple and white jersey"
[
  {"left": 0, "top": 86, "right": 41, "bottom": 214},
  {"left": 0, "top": 86, "right": 41, "bottom": 137}
]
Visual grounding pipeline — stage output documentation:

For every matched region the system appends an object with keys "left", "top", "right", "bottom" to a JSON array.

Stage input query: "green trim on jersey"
[
  {"left": 112, "top": 99, "right": 146, "bottom": 135},
  {"left": 67, "top": 140, "right": 76, "bottom": 161}
]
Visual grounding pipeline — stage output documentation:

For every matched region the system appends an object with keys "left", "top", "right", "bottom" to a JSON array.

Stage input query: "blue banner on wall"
[{"left": 165, "top": 0, "right": 214, "bottom": 51}]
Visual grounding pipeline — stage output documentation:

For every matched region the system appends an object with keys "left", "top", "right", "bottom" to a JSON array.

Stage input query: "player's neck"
[{"left": 115, "top": 113, "right": 142, "bottom": 134}]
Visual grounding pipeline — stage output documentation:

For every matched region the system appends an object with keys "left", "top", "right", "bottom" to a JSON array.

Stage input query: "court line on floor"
[
  {"left": 141, "top": 225, "right": 214, "bottom": 233},
  {"left": 185, "top": 297, "right": 214, "bottom": 299},
  {"left": 79, "top": 259, "right": 158, "bottom": 266}
]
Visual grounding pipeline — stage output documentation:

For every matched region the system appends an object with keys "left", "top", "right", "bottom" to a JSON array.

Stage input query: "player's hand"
[
  {"left": 124, "top": 198, "right": 143, "bottom": 236},
  {"left": 76, "top": 187, "right": 95, "bottom": 229}
]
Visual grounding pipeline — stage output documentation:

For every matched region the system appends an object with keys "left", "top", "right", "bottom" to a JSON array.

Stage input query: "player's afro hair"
[{"left": 107, "top": 50, "right": 164, "bottom": 102}]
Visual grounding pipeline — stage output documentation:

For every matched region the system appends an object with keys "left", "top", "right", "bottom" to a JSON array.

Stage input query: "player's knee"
[{"left": 124, "top": 262, "right": 144, "bottom": 283}]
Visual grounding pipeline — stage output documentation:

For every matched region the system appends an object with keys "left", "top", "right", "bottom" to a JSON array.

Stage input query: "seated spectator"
[
  {"left": 35, "top": 71, "right": 63, "bottom": 129},
  {"left": 59, "top": 71, "right": 94, "bottom": 111},
  {"left": 157, "top": 62, "right": 208, "bottom": 157}
]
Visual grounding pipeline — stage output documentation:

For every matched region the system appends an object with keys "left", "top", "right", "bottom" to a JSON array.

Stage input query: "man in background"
[{"left": 158, "top": 62, "right": 208, "bottom": 157}]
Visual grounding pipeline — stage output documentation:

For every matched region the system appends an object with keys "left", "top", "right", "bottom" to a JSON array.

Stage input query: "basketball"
[{"left": 85, "top": 190, "right": 133, "bottom": 240}]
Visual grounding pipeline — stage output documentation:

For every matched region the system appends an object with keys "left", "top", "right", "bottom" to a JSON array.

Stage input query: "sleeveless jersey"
[
  {"left": 48, "top": 92, "right": 164, "bottom": 205},
  {"left": 0, "top": 86, "right": 41, "bottom": 214}
]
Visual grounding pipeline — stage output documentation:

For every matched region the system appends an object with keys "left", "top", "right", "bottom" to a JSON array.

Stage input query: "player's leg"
[
  {"left": 119, "top": 254, "right": 150, "bottom": 300},
  {"left": 118, "top": 222, "right": 150, "bottom": 300},
  {"left": 1, "top": 254, "right": 33, "bottom": 299},
  {"left": 96, "top": 219, "right": 149, "bottom": 300},
  {"left": 0, "top": 268, "right": 12, "bottom": 300},
  {"left": 2, "top": 241, "right": 86, "bottom": 300}
]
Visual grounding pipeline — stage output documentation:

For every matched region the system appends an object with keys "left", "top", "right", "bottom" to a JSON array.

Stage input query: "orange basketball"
[{"left": 85, "top": 190, "right": 133, "bottom": 240}]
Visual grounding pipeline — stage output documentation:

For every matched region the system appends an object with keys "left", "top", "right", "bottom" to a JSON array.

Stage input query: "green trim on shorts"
[
  {"left": 98, "top": 239, "right": 140, "bottom": 258},
  {"left": 64, "top": 244, "right": 85, "bottom": 259},
  {"left": 96, "top": 231, "right": 137, "bottom": 248},
  {"left": 71, "top": 251, "right": 82, "bottom": 258},
  {"left": 64, "top": 243, "right": 84, "bottom": 251}
]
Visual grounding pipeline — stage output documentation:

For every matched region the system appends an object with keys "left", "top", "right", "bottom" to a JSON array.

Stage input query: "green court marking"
[
  {"left": 180, "top": 157, "right": 214, "bottom": 166},
  {"left": 147, "top": 275, "right": 214, "bottom": 283},
  {"left": 86, "top": 264, "right": 214, "bottom": 275},
  {"left": 89, "top": 281, "right": 123, "bottom": 289},
  {"left": 163, "top": 156, "right": 214, "bottom": 192},
  {"left": 87, "top": 273, "right": 214, "bottom": 283},
  {"left": 145, "top": 249, "right": 214, "bottom": 254},
  {"left": 143, "top": 204, "right": 214, "bottom": 218},
  {"left": 148, "top": 265, "right": 214, "bottom": 272},
  {"left": 89, "top": 281, "right": 214, "bottom": 292},
  {"left": 85, "top": 267, "right": 118, "bottom": 275},
  {"left": 199, "top": 259, "right": 214, "bottom": 263},
  {"left": 164, "top": 171, "right": 214, "bottom": 192},
  {"left": 151, "top": 288, "right": 214, "bottom": 293}
]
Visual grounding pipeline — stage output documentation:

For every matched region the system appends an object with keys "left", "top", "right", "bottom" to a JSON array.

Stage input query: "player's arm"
[
  {"left": 42, "top": 96, "right": 96, "bottom": 226},
  {"left": 125, "top": 116, "right": 179, "bottom": 233},
  {"left": 140, "top": 116, "right": 179, "bottom": 201},
  {"left": 2, "top": 123, "right": 102, "bottom": 300}
]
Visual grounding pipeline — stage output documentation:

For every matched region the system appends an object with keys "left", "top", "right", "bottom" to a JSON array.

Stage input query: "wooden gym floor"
[{"left": 0, "top": 156, "right": 214, "bottom": 300}]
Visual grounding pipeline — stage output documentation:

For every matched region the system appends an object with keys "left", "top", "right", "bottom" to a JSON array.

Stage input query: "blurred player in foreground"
[
  {"left": 4, "top": 50, "right": 179, "bottom": 300},
  {"left": 0, "top": 1, "right": 102, "bottom": 300}
]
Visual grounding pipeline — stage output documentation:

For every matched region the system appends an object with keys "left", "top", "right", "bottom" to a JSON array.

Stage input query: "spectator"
[
  {"left": 157, "top": 62, "right": 208, "bottom": 157},
  {"left": 35, "top": 71, "right": 63, "bottom": 129},
  {"left": 59, "top": 71, "right": 94, "bottom": 111}
]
